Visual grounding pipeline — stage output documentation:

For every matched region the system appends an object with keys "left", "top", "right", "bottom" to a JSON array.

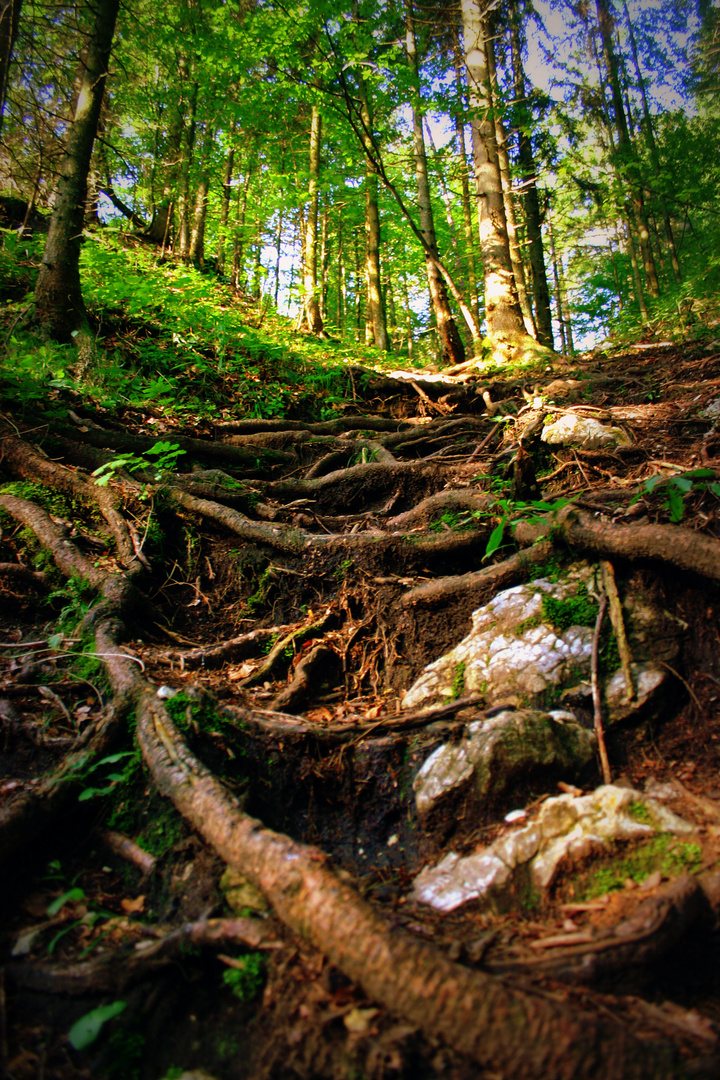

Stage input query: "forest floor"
[{"left": 3, "top": 252, "right": 720, "bottom": 1079}]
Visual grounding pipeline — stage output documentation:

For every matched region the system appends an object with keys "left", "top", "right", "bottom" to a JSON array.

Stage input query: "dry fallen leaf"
[
  {"left": 121, "top": 895, "right": 146, "bottom": 914},
  {"left": 344, "top": 1007, "right": 379, "bottom": 1034}
]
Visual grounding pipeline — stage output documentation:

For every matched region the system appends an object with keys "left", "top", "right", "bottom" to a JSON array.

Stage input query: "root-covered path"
[{"left": 3, "top": 336, "right": 720, "bottom": 1080}]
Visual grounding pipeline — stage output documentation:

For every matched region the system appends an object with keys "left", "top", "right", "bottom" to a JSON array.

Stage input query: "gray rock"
[
  {"left": 413, "top": 708, "right": 596, "bottom": 815},
  {"left": 412, "top": 784, "right": 694, "bottom": 912}
]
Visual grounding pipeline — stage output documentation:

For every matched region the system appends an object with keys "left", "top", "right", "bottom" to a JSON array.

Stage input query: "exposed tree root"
[
  {"left": 5, "top": 916, "right": 279, "bottom": 996},
  {"left": 135, "top": 690, "right": 681, "bottom": 1080},
  {"left": 4, "top": 350, "right": 720, "bottom": 1077}
]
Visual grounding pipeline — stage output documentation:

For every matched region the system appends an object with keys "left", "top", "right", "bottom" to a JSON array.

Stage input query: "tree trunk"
[
  {"left": 508, "top": 0, "right": 554, "bottom": 349},
  {"left": 0, "top": 0, "right": 22, "bottom": 136},
  {"left": 177, "top": 68, "right": 198, "bottom": 260},
  {"left": 621, "top": 0, "right": 681, "bottom": 283},
  {"left": 452, "top": 41, "right": 482, "bottom": 338},
  {"left": 146, "top": 90, "right": 184, "bottom": 246},
  {"left": 188, "top": 120, "right": 214, "bottom": 266},
  {"left": 216, "top": 131, "right": 236, "bottom": 274},
  {"left": 232, "top": 157, "right": 253, "bottom": 293},
  {"left": 34, "top": 0, "right": 120, "bottom": 341},
  {"left": 595, "top": 0, "right": 659, "bottom": 299},
  {"left": 547, "top": 208, "right": 574, "bottom": 355},
  {"left": 405, "top": 0, "right": 464, "bottom": 367},
  {"left": 336, "top": 211, "right": 345, "bottom": 330},
  {"left": 461, "top": 0, "right": 534, "bottom": 362},
  {"left": 485, "top": 26, "right": 535, "bottom": 338},
  {"left": 298, "top": 104, "right": 324, "bottom": 334}
]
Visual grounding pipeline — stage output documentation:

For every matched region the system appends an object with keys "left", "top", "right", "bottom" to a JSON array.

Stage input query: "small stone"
[
  {"left": 639, "top": 870, "right": 663, "bottom": 891},
  {"left": 504, "top": 809, "right": 527, "bottom": 823},
  {"left": 624, "top": 878, "right": 637, "bottom": 890},
  {"left": 156, "top": 685, "right": 178, "bottom": 699}
]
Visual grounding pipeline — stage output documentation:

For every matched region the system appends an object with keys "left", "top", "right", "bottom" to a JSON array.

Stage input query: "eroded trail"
[{"left": 2, "top": 341, "right": 720, "bottom": 1079}]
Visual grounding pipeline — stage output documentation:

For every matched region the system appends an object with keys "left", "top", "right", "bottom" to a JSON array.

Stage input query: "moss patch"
[{"left": 573, "top": 834, "right": 702, "bottom": 900}]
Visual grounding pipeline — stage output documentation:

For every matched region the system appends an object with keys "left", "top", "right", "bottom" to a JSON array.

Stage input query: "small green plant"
[
  {"left": 483, "top": 496, "right": 573, "bottom": 560},
  {"left": 91, "top": 441, "right": 185, "bottom": 486},
  {"left": 633, "top": 468, "right": 720, "bottom": 523},
  {"left": 78, "top": 751, "right": 140, "bottom": 802},
  {"left": 222, "top": 953, "right": 266, "bottom": 1001},
  {"left": 451, "top": 660, "right": 466, "bottom": 700},
  {"left": 68, "top": 1001, "right": 127, "bottom": 1050}
]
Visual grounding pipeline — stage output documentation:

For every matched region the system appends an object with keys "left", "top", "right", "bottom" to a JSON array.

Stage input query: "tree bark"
[
  {"left": 177, "top": 65, "right": 198, "bottom": 260},
  {"left": 461, "top": 0, "right": 535, "bottom": 361},
  {"left": 135, "top": 692, "right": 681, "bottom": 1080},
  {"left": 0, "top": 0, "right": 22, "bottom": 136},
  {"left": 34, "top": 0, "right": 120, "bottom": 341},
  {"left": 232, "top": 154, "right": 253, "bottom": 293},
  {"left": 452, "top": 39, "right": 482, "bottom": 337},
  {"left": 620, "top": 0, "right": 681, "bottom": 283},
  {"left": 485, "top": 25, "right": 535, "bottom": 338},
  {"left": 360, "top": 96, "right": 389, "bottom": 350},
  {"left": 405, "top": 0, "right": 465, "bottom": 367},
  {"left": 595, "top": 0, "right": 660, "bottom": 299},
  {"left": 298, "top": 104, "right": 324, "bottom": 334},
  {"left": 508, "top": 0, "right": 554, "bottom": 349},
  {"left": 216, "top": 128, "right": 236, "bottom": 274},
  {"left": 188, "top": 120, "right": 214, "bottom": 266}
]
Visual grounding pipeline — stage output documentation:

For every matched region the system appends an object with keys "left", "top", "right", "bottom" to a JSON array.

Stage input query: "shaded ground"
[{"left": 2, "top": 297, "right": 720, "bottom": 1080}]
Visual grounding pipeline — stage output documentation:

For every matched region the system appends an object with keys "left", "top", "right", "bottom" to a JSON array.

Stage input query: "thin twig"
[
  {"left": 591, "top": 591, "right": 612, "bottom": 784},
  {"left": 601, "top": 560, "right": 634, "bottom": 703}
]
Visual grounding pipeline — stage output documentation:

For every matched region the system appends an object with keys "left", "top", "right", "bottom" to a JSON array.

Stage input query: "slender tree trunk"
[
  {"left": 188, "top": 120, "right": 214, "bottom": 266},
  {"left": 34, "top": 0, "right": 120, "bottom": 341},
  {"left": 547, "top": 213, "right": 566, "bottom": 353},
  {"left": 0, "top": 0, "right": 21, "bottom": 136},
  {"left": 623, "top": 213, "right": 649, "bottom": 321},
  {"left": 297, "top": 104, "right": 323, "bottom": 334},
  {"left": 595, "top": 0, "right": 659, "bottom": 299},
  {"left": 232, "top": 157, "right": 253, "bottom": 293},
  {"left": 273, "top": 205, "right": 284, "bottom": 307},
  {"left": 406, "top": 0, "right": 464, "bottom": 366},
  {"left": 357, "top": 81, "right": 390, "bottom": 350},
  {"left": 216, "top": 130, "right": 236, "bottom": 274},
  {"left": 402, "top": 274, "right": 414, "bottom": 362},
  {"left": 320, "top": 201, "right": 329, "bottom": 322},
  {"left": 547, "top": 204, "right": 574, "bottom": 352},
  {"left": 177, "top": 68, "right": 198, "bottom": 260},
  {"left": 147, "top": 90, "right": 184, "bottom": 245},
  {"left": 621, "top": 0, "right": 681, "bottom": 283},
  {"left": 461, "top": 0, "right": 533, "bottom": 361},
  {"left": 508, "top": 0, "right": 554, "bottom": 348},
  {"left": 337, "top": 211, "right": 345, "bottom": 330}
]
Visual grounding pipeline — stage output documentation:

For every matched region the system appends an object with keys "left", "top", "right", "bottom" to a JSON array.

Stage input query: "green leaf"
[
  {"left": 671, "top": 476, "right": 693, "bottom": 493},
  {"left": 665, "top": 488, "right": 685, "bottom": 522},
  {"left": 484, "top": 517, "right": 507, "bottom": 560},
  {"left": 47, "top": 887, "right": 85, "bottom": 915},
  {"left": 68, "top": 1001, "right": 126, "bottom": 1051},
  {"left": 644, "top": 475, "right": 663, "bottom": 493}
]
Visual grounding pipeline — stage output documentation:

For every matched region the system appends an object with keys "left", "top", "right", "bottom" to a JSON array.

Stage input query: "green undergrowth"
[
  {"left": 1, "top": 227, "right": 408, "bottom": 423},
  {"left": 573, "top": 834, "right": 703, "bottom": 900}
]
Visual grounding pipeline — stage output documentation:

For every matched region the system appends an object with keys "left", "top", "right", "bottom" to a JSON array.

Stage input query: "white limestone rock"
[
  {"left": 411, "top": 784, "right": 694, "bottom": 912},
  {"left": 413, "top": 708, "right": 596, "bottom": 815},
  {"left": 402, "top": 564, "right": 597, "bottom": 712},
  {"left": 541, "top": 413, "right": 632, "bottom": 449}
]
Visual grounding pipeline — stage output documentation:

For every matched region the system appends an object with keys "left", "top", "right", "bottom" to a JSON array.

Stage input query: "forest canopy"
[{"left": 1, "top": 0, "right": 718, "bottom": 361}]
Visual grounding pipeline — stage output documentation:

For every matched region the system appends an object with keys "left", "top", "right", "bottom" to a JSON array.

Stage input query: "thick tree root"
[{"left": 134, "top": 690, "right": 681, "bottom": 1080}]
